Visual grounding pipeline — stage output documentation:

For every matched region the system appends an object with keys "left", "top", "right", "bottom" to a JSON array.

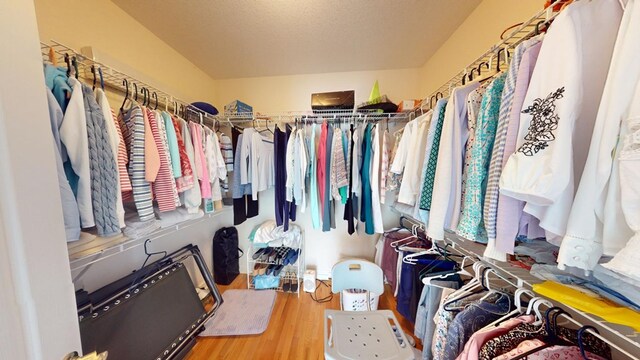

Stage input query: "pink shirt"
[
  {"left": 190, "top": 123, "right": 211, "bottom": 199},
  {"left": 456, "top": 315, "right": 534, "bottom": 360}
]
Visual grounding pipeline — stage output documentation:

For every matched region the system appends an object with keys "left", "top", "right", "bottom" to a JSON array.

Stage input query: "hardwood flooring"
[{"left": 186, "top": 275, "right": 421, "bottom": 360}]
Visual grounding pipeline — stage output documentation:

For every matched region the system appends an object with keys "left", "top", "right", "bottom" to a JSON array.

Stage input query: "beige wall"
[
  {"left": 214, "top": 68, "right": 422, "bottom": 113},
  {"left": 420, "top": 0, "right": 542, "bottom": 97},
  {"left": 34, "top": 0, "right": 217, "bottom": 103}
]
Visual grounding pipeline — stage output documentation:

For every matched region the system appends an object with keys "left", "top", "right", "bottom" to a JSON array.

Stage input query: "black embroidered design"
[{"left": 517, "top": 87, "right": 565, "bottom": 156}]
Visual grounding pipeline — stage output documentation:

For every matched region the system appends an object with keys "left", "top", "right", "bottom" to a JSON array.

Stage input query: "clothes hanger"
[
  {"left": 98, "top": 67, "right": 104, "bottom": 90},
  {"left": 128, "top": 240, "right": 169, "bottom": 292},
  {"left": 120, "top": 79, "right": 130, "bottom": 112},
  {"left": 577, "top": 326, "right": 600, "bottom": 360},
  {"left": 64, "top": 53, "right": 71, "bottom": 77},
  {"left": 390, "top": 224, "right": 419, "bottom": 250},
  {"left": 443, "top": 262, "right": 487, "bottom": 302},
  {"left": 91, "top": 65, "right": 97, "bottom": 91},
  {"left": 480, "top": 288, "right": 536, "bottom": 330},
  {"left": 511, "top": 307, "right": 575, "bottom": 360},
  {"left": 133, "top": 83, "right": 138, "bottom": 103},
  {"left": 140, "top": 87, "right": 148, "bottom": 107},
  {"left": 443, "top": 263, "right": 489, "bottom": 311},
  {"left": 152, "top": 92, "right": 158, "bottom": 110},
  {"left": 496, "top": 48, "right": 506, "bottom": 72},
  {"left": 526, "top": 297, "right": 554, "bottom": 325},
  {"left": 71, "top": 56, "right": 79, "bottom": 79}
]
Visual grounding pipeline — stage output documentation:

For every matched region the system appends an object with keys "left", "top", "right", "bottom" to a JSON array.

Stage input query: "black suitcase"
[{"left": 212, "top": 226, "right": 243, "bottom": 285}]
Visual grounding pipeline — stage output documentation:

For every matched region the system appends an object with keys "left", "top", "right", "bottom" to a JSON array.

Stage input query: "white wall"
[{"left": 0, "top": 1, "right": 82, "bottom": 358}]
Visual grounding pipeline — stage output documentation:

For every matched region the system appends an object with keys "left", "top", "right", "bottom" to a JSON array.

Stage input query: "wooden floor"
[{"left": 186, "top": 275, "right": 421, "bottom": 360}]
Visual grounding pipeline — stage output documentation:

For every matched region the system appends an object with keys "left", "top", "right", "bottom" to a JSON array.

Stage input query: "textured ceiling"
[{"left": 113, "top": 0, "right": 481, "bottom": 79}]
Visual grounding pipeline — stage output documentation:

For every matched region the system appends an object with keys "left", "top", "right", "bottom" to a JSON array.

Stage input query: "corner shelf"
[{"left": 67, "top": 207, "right": 231, "bottom": 271}]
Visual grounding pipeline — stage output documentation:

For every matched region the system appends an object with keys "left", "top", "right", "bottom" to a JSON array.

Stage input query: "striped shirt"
[
  {"left": 483, "top": 40, "right": 530, "bottom": 241},
  {"left": 146, "top": 108, "right": 178, "bottom": 212},
  {"left": 220, "top": 133, "right": 233, "bottom": 172},
  {"left": 120, "top": 105, "right": 154, "bottom": 221}
]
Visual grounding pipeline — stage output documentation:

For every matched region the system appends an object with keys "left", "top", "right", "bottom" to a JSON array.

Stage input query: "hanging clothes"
[
  {"left": 344, "top": 124, "right": 356, "bottom": 234},
  {"left": 95, "top": 88, "right": 127, "bottom": 228},
  {"left": 360, "top": 124, "right": 374, "bottom": 235},
  {"left": 558, "top": 0, "right": 637, "bottom": 272},
  {"left": 482, "top": 38, "right": 537, "bottom": 253},
  {"left": 428, "top": 81, "right": 479, "bottom": 241},
  {"left": 171, "top": 115, "right": 195, "bottom": 193},
  {"left": 397, "top": 112, "right": 431, "bottom": 206},
  {"left": 274, "top": 125, "right": 288, "bottom": 226},
  {"left": 46, "top": 89, "right": 81, "bottom": 241},
  {"left": 330, "top": 127, "right": 348, "bottom": 203},
  {"left": 501, "top": 0, "right": 622, "bottom": 247},
  {"left": 155, "top": 110, "right": 181, "bottom": 208},
  {"left": 59, "top": 77, "right": 94, "bottom": 228},
  {"left": 309, "top": 124, "right": 321, "bottom": 229},
  {"left": 370, "top": 124, "right": 384, "bottom": 233},
  {"left": 161, "top": 112, "right": 182, "bottom": 178},
  {"left": 602, "top": 63, "right": 640, "bottom": 281},
  {"left": 380, "top": 128, "right": 390, "bottom": 205},
  {"left": 148, "top": 108, "right": 178, "bottom": 212},
  {"left": 231, "top": 127, "right": 259, "bottom": 225},
  {"left": 419, "top": 99, "right": 448, "bottom": 211},
  {"left": 494, "top": 40, "right": 543, "bottom": 255},
  {"left": 142, "top": 107, "right": 160, "bottom": 183},
  {"left": 120, "top": 105, "right": 154, "bottom": 221},
  {"left": 460, "top": 83, "right": 488, "bottom": 204},
  {"left": 323, "top": 123, "right": 334, "bottom": 232},
  {"left": 81, "top": 83, "right": 120, "bottom": 236},
  {"left": 456, "top": 73, "right": 507, "bottom": 243},
  {"left": 178, "top": 117, "right": 202, "bottom": 213},
  {"left": 190, "top": 122, "right": 211, "bottom": 200},
  {"left": 294, "top": 128, "right": 308, "bottom": 210}
]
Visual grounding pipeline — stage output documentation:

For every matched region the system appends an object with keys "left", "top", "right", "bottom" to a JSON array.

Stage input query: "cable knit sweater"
[{"left": 81, "top": 84, "right": 120, "bottom": 236}]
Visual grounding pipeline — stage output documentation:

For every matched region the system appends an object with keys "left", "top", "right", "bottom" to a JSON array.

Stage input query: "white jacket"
[
  {"left": 557, "top": 0, "right": 634, "bottom": 272},
  {"left": 500, "top": 0, "right": 622, "bottom": 247}
]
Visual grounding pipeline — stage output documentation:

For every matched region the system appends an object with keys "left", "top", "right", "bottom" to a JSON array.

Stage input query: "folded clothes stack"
[{"left": 250, "top": 220, "right": 302, "bottom": 248}]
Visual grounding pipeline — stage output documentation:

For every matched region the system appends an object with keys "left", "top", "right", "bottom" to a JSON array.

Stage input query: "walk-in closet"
[{"left": 1, "top": 0, "right": 640, "bottom": 359}]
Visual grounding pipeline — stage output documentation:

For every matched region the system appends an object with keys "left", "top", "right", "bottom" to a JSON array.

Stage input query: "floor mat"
[{"left": 199, "top": 289, "right": 276, "bottom": 337}]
